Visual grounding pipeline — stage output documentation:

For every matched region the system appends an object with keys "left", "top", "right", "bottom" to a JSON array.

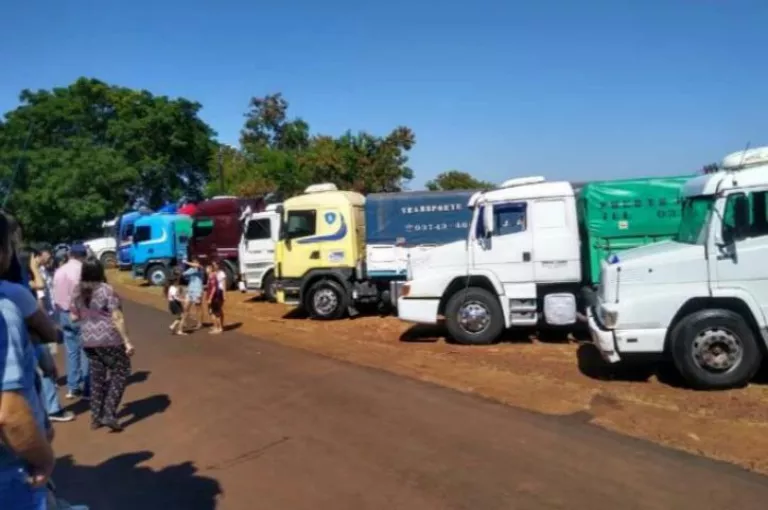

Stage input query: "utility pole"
[{"left": 218, "top": 145, "right": 224, "bottom": 194}]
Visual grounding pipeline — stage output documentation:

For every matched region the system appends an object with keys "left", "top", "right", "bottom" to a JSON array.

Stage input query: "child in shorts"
[
  {"left": 206, "top": 264, "right": 223, "bottom": 334},
  {"left": 165, "top": 274, "right": 186, "bottom": 335}
]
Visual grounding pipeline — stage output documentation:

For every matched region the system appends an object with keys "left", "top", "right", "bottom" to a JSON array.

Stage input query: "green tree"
[
  {"left": 227, "top": 93, "right": 415, "bottom": 197},
  {"left": 425, "top": 170, "right": 494, "bottom": 191},
  {"left": 0, "top": 77, "right": 216, "bottom": 241}
]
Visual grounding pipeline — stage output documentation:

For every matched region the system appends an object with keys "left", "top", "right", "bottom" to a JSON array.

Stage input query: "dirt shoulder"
[{"left": 110, "top": 270, "right": 768, "bottom": 475}]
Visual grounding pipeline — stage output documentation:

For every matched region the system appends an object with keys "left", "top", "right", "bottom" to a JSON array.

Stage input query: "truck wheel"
[
  {"left": 444, "top": 287, "right": 504, "bottom": 345},
  {"left": 669, "top": 308, "right": 762, "bottom": 390},
  {"left": 262, "top": 271, "right": 277, "bottom": 303},
  {"left": 147, "top": 265, "right": 169, "bottom": 287},
  {"left": 222, "top": 263, "right": 237, "bottom": 291},
  {"left": 100, "top": 251, "right": 117, "bottom": 269},
  {"left": 306, "top": 279, "right": 348, "bottom": 320}
]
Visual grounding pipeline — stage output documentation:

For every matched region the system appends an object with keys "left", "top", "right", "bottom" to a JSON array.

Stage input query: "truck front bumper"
[
  {"left": 586, "top": 307, "right": 621, "bottom": 363},
  {"left": 396, "top": 297, "right": 439, "bottom": 324}
]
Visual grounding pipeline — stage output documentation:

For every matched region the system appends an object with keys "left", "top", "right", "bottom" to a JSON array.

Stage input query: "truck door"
[
  {"left": 713, "top": 189, "right": 768, "bottom": 323},
  {"left": 282, "top": 208, "right": 320, "bottom": 278},
  {"left": 531, "top": 197, "right": 581, "bottom": 283},
  {"left": 472, "top": 202, "right": 535, "bottom": 284},
  {"left": 241, "top": 217, "right": 274, "bottom": 285}
]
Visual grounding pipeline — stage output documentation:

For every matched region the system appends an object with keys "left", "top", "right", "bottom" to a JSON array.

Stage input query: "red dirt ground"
[{"left": 110, "top": 271, "right": 768, "bottom": 475}]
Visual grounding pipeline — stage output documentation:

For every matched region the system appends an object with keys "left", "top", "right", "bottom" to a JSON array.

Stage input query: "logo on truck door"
[{"left": 324, "top": 212, "right": 337, "bottom": 225}]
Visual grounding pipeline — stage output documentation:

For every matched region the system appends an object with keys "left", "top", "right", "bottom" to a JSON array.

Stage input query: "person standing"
[
  {"left": 53, "top": 243, "right": 90, "bottom": 400},
  {"left": 70, "top": 258, "right": 134, "bottom": 432},
  {"left": 212, "top": 260, "right": 227, "bottom": 331},
  {"left": 181, "top": 258, "right": 204, "bottom": 330},
  {"left": 32, "top": 247, "right": 75, "bottom": 423},
  {"left": 205, "top": 264, "right": 223, "bottom": 334},
  {"left": 0, "top": 229, "right": 55, "bottom": 507}
]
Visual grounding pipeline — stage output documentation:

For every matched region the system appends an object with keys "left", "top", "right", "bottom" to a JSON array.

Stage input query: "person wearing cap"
[{"left": 53, "top": 243, "right": 90, "bottom": 399}]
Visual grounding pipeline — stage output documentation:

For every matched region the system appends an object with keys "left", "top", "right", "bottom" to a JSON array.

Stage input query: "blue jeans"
[
  {"left": 58, "top": 310, "right": 89, "bottom": 395},
  {"left": 0, "top": 468, "right": 48, "bottom": 509},
  {"left": 39, "top": 374, "right": 61, "bottom": 415}
]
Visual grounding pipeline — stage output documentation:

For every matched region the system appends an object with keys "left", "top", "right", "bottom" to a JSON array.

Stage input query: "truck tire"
[
  {"left": 100, "top": 251, "right": 117, "bottom": 269},
  {"left": 147, "top": 265, "right": 169, "bottom": 287},
  {"left": 669, "top": 308, "right": 762, "bottom": 390},
  {"left": 306, "top": 279, "right": 348, "bottom": 320},
  {"left": 262, "top": 271, "right": 277, "bottom": 303},
  {"left": 222, "top": 262, "right": 237, "bottom": 291},
  {"left": 444, "top": 287, "right": 504, "bottom": 345}
]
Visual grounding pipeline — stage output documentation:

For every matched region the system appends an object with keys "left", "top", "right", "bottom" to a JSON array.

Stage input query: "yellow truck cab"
[{"left": 275, "top": 183, "right": 366, "bottom": 318}]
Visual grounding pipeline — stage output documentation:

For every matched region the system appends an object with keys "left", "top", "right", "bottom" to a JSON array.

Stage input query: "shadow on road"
[
  {"left": 223, "top": 322, "right": 243, "bottom": 332},
  {"left": 54, "top": 452, "right": 222, "bottom": 509},
  {"left": 399, "top": 323, "right": 539, "bottom": 345},
  {"left": 282, "top": 308, "right": 307, "bottom": 320},
  {"left": 128, "top": 370, "right": 151, "bottom": 385},
  {"left": 118, "top": 394, "right": 172, "bottom": 428},
  {"left": 575, "top": 343, "right": 688, "bottom": 385}
]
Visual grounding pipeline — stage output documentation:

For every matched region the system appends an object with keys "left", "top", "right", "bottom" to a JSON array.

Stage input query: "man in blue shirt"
[{"left": 0, "top": 292, "right": 55, "bottom": 508}]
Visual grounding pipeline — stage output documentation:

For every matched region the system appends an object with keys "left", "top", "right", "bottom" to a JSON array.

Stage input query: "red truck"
[{"left": 187, "top": 196, "right": 265, "bottom": 289}]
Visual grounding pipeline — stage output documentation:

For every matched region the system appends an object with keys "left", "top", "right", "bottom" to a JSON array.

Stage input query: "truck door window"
[
  {"left": 723, "top": 191, "right": 768, "bottom": 241},
  {"left": 285, "top": 210, "right": 316, "bottom": 239},
  {"left": 193, "top": 218, "right": 214, "bottom": 238},
  {"left": 121, "top": 224, "right": 134, "bottom": 241},
  {"left": 245, "top": 219, "right": 271, "bottom": 240},
  {"left": 134, "top": 226, "right": 152, "bottom": 243},
  {"left": 496, "top": 203, "right": 527, "bottom": 235}
]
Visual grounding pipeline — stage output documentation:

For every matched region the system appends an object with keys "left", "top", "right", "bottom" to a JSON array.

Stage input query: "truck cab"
[
  {"left": 116, "top": 209, "right": 150, "bottom": 270},
  {"left": 398, "top": 177, "right": 582, "bottom": 344},
  {"left": 237, "top": 203, "right": 281, "bottom": 301},
  {"left": 589, "top": 147, "right": 768, "bottom": 390},
  {"left": 84, "top": 218, "right": 118, "bottom": 268},
  {"left": 131, "top": 213, "right": 192, "bottom": 286},
  {"left": 188, "top": 196, "right": 265, "bottom": 289},
  {"left": 275, "top": 184, "right": 365, "bottom": 317}
]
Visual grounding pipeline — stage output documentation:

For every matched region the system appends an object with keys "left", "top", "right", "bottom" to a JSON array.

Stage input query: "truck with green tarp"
[
  {"left": 395, "top": 174, "right": 695, "bottom": 345},
  {"left": 577, "top": 175, "right": 693, "bottom": 285}
]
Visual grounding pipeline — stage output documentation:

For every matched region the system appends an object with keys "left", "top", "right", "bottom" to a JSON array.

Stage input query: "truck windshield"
[
  {"left": 245, "top": 218, "right": 271, "bottom": 240},
  {"left": 102, "top": 225, "right": 116, "bottom": 238},
  {"left": 676, "top": 196, "right": 714, "bottom": 244}
]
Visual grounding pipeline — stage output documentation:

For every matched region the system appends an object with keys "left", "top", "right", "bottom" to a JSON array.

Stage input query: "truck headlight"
[{"left": 598, "top": 305, "right": 618, "bottom": 329}]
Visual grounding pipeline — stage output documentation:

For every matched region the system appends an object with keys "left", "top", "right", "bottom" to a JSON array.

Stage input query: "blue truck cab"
[
  {"left": 131, "top": 213, "right": 193, "bottom": 286},
  {"left": 116, "top": 210, "right": 145, "bottom": 269}
]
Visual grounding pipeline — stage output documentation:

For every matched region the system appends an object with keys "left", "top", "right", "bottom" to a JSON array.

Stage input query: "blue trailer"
[{"left": 131, "top": 213, "right": 193, "bottom": 286}]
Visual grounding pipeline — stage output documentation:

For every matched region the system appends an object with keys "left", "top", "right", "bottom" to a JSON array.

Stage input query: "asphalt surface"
[{"left": 50, "top": 299, "right": 768, "bottom": 509}]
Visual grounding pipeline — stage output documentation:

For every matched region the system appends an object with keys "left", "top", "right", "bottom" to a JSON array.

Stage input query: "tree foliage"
[
  {"left": 0, "top": 77, "right": 216, "bottom": 241},
  {"left": 0, "top": 83, "right": 421, "bottom": 242},
  {"left": 218, "top": 93, "right": 415, "bottom": 197},
  {"left": 425, "top": 170, "right": 494, "bottom": 191}
]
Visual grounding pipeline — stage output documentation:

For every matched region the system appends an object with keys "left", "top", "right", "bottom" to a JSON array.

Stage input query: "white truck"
[
  {"left": 396, "top": 175, "right": 691, "bottom": 345},
  {"left": 83, "top": 218, "right": 118, "bottom": 268},
  {"left": 237, "top": 204, "right": 281, "bottom": 302},
  {"left": 588, "top": 147, "right": 768, "bottom": 390}
]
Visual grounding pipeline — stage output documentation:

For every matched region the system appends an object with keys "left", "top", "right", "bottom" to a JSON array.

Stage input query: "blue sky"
[{"left": 1, "top": 0, "right": 766, "bottom": 189}]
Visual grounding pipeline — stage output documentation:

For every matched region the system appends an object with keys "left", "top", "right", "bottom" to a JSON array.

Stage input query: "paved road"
[{"left": 51, "top": 300, "right": 768, "bottom": 509}]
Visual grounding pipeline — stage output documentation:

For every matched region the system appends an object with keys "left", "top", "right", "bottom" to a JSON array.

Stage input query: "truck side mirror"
[{"left": 483, "top": 205, "right": 495, "bottom": 237}]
